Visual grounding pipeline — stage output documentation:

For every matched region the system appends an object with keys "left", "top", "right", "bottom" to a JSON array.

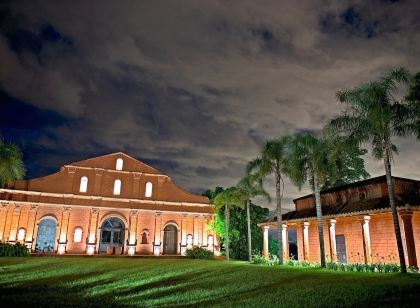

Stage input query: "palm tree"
[
  {"left": 236, "top": 174, "right": 271, "bottom": 261},
  {"left": 246, "top": 136, "right": 293, "bottom": 264},
  {"left": 326, "top": 67, "right": 412, "bottom": 272},
  {"left": 213, "top": 186, "right": 243, "bottom": 260},
  {"left": 0, "top": 139, "right": 25, "bottom": 188},
  {"left": 288, "top": 133, "right": 369, "bottom": 267}
]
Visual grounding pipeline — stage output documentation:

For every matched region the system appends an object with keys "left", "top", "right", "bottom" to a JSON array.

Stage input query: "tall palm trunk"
[
  {"left": 384, "top": 156, "right": 407, "bottom": 273},
  {"left": 225, "top": 204, "right": 230, "bottom": 261},
  {"left": 275, "top": 171, "right": 283, "bottom": 265},
  {"left": 314, "top": 177, "right": 326, "bottom": 268},
  {"left": 246, "top": 199, "right": 252, "bottom": 262}
]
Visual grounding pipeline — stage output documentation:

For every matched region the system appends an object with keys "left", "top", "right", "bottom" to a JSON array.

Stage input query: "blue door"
[
  {"left": 99, "top": 217, "right": 125, "bottom": 254},
  {"left": 36, "top": 219, "right": 57, "bottom": 252}
]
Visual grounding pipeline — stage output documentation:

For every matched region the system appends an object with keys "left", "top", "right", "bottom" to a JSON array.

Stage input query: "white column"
[
  {"left": 303, "top": 221, "right": 310, "bottom": 261},
  {"left": 362, "top": 215, "right": 372, "bottom": 264},
  {"left": 263, "top": 226, "right": 269, "bottom": 258},
  {"left": 329, "top": 219, "right": 337, "bottom": 262},
  {"left": 282, "top": 224, "right": 288, "bottom": 260}
]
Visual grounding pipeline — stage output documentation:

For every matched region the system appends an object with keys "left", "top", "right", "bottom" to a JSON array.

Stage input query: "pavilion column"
[
  {"left": 128, "top": 210, "right": 138, "bottom": 255},
  {"left": 86, "top": 207, "right": 100, "bottom": 254},
  {"left": 0, "top": 202, "right": 9, "bottom": 241},
  {"left": 303, "top": 221, "right": 310, "bottom": 261},
  {"left": 8, "top": 204, "right": 22, "bottom": 242},
  {"left": 202, "top": 214, "right": 210, "bottom": 249},
  {"left": 58, "top": 206, "right": 71, "bottom": 254},
  {"left": 329, "top": 219, "right": 337, "bottom": 262},
  {"left": 180, "top": 213, "right": 188, "bottom": 255},
  {"left": 399, "top": 210, "right": 417, "bottom": 268},
  {"left": 362, "top": 215, "right": 372, "bottom": 264},
  {"left": 198, "top": 215, "right": 203, "bottom": 247},
  {"left": 263, "top": 226, "right": 269, "bottom": 258},
  {"left": 282, "top": 224, "right": 289, "bottom": 260},
  {"left": 25, "top": 204, "right": 38, "bottom": 250},
  {"left": 193, "top": 214, "right": 199, "bottom": 246},
  {"left": 153, "top": 212, "right": 162, "bottom": 255}
]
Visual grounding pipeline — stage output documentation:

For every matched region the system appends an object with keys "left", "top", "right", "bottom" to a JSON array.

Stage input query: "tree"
[
  {"left": 326, "top": 67, "right": 412, "bottom": 272},
  {"left": 288, "top": 133, "right": 369, "bottom": 267},
  {"left": 236, "top": 174, "right": 271, "bottom": 261},
  {"left": 213, "top": 186, "right": 243, "bottom": 260},
  {"left": 209, "top": 200, "right": 269, "bottom": 260},
  {"left": 0, "top": 139, "right": 25, "bottom": 188},
  {"left": 246, "top": 136, "right": 293, "bottom": 264}
]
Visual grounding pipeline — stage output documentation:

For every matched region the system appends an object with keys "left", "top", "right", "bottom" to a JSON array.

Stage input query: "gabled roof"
[
  {"left": 68, "top": 152, "right": 162, "bottom": 174},
  {"left": 293, "top": 175, "right": 420, "bottom": 203},
  {"left": 281, "top": 195, "right": 420, "bottom": 221}
]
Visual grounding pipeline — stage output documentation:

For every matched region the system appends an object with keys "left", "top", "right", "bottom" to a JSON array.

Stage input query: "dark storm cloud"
[{"left": 1, "top": 0, "right": 420, "bottom": 211}]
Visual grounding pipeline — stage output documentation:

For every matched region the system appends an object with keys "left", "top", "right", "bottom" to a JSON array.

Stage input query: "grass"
[{"left": 0, "top": 257, "right": 419, "bottom": 307}]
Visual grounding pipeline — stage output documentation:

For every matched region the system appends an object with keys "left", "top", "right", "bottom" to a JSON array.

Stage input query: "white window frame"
[
  {"left": 145, "top": 182, "right": 153, "bottom": 197},
  {"left": 79, "top": 176, "right": 88, "bottom": 193},
  {"left": 116, "top": 158, "right": 124, "bottom": 170},
  {"left": 73, "top": 227, "right": 83, "bottom": 243},
  {"left": 17, "top": 228, "right": 26, "bottom": 241},
  {"left": 114, "top": 179, "right": 122, "bottom": 195}
]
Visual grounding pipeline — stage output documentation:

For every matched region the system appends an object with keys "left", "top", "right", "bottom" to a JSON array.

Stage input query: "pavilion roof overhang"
[{"left": 258, "top": 204, "right": 420, "bottom": 228}]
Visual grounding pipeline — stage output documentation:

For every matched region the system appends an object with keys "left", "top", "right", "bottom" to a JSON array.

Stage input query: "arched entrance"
[
  {"left": 163, "top": 224, "right": 178, "bottom": 254},
  {"left": 99, "top": 217, "right": 125, "bottom": 254},
  {"left": 35, "top": 218, "right": 57, "bottom": 253}
]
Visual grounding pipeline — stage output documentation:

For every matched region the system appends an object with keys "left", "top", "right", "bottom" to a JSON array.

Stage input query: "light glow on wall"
[
  {"left": 87, "top": 245, "right": 95, "bottom": 255},
  {"left": 128, "top": 246, "right": 135, "bottom": 256},
  {"left": 153, "top": 246, "right": 161, "bottom": 256},
  {"left": 57, "top": 244, "right": 66, "bottom": 254}
]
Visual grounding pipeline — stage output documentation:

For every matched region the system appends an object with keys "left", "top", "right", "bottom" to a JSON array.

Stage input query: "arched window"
[
  {"left": 187, "top": 234, "right": 193, "bottom": 246},
  {"left": 113, "top": 179, "right": 121, "bottom": 195},
  {"left": 116, "top": 158, "right": 123, "bottom": 170},
  {"left": 79, "top": 176, "right": 88, "bottom": 193},
  {"left": 145, "top": 182, "right": 153, "bottom": 197},
  {"left": 17, "top": 228, "right": 26, "bottom": 241},
  {"left": 141, "top": 231, "right": 148, "bottom": 244},
  {"left": 73, "top": 227, "right": 83, "bottom": 243}
]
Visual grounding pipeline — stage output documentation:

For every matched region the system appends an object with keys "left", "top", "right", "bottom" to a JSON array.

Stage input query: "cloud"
[{"left": 0, "top": 0, "right": 420, "bottom": 211}]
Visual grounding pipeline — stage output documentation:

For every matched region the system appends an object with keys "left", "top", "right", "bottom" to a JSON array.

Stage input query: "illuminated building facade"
[{"left": 0, "top": 153, "right": 216, "bottom": 256}]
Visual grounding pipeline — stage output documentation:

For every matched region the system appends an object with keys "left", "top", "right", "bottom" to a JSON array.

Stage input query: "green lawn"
[{"left": 0, "top": 257, "right": 419, "bottom": 307}]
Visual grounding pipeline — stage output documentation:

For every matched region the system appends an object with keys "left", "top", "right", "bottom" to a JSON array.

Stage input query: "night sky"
[{"left": 1, "top": 1, "right": 420, "bottom": 211}]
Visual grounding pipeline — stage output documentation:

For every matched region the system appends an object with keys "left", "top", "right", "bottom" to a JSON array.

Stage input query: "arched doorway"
[
  {"left": 163, "top": 224, "right": 178, "bottom": 254},
  {"left": 99, "top": 217, "right": 125, "bottom": 254},
  {"left": 36, "top": 218, "right": 57, "bottom": 253}
]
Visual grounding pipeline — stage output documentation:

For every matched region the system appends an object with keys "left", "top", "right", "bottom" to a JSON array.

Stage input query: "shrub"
[
  {"left": 326, "top": 261, "right": 400, "bottom": 273},
  {"left": 185, "top": 246, "right": 213, "bottom": 259},
  {"left": 0, "top": 242, "right": 30, "bottom": 257},
  {"left": 251, "top": 253, "right": 279, "bottom": 266}
]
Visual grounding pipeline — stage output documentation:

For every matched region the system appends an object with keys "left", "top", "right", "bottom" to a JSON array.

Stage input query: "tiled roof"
[
  {"left": 293, "top": 175, "right": 420, "bottom": 202},
  {"left": 278, "top": 194, "right": 420, "bottom": 222}
]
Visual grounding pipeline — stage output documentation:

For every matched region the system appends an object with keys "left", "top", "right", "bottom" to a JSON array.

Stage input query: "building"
[
  {"left": 260, "top": 176, "right": 420, "bottom": 268},
  {"left": 0, "top": 153, "right": 217, "bottom": 256}
]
